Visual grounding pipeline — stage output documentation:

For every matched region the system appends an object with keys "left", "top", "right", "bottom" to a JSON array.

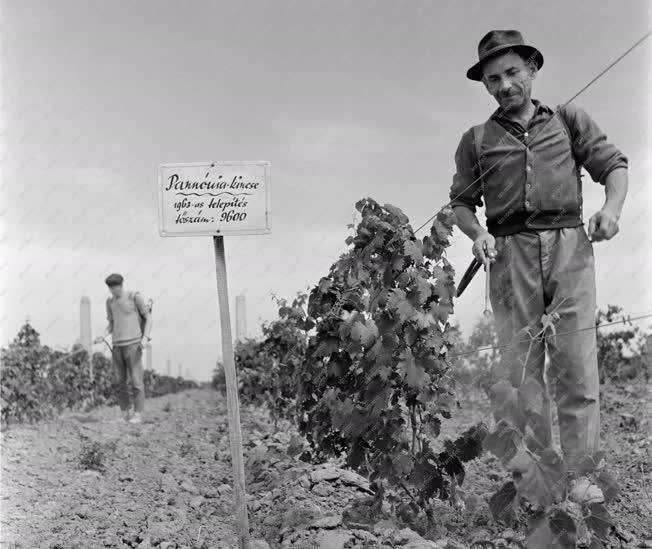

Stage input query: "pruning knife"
[{"left": 455, "top": 257, "right": 482, "bottom": 298}]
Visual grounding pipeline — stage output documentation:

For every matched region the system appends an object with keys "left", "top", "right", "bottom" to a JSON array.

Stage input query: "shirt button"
[
  {"left": 525, "top": 200, "right": 530, "bottom": 207},
  {"left": 526, "top": 166, "right": 532, "bottom": 172},
  {"left": 524, "top": 132, "right": 529, "bottom": 137}
]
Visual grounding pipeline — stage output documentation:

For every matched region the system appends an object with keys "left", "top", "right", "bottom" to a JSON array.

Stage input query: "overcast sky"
[{"left": 2, "top": 0, "right": 651, "bottom": 381}]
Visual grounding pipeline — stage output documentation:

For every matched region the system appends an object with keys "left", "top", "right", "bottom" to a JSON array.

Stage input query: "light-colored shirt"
[{"left": 106, "top": 291, "right": 148, "bottom": 347}]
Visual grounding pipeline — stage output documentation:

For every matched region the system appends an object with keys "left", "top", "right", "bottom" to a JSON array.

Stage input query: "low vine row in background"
[{"left": 0, "top": 322, "right": 199, "bottom": 426}]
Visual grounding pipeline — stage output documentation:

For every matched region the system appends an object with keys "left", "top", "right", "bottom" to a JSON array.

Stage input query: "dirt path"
[
  {"left": 1, "top": 384, "right": 650, "bottom": 548},
  {"left": 1, "top": 390, "right": 243, "bottom": 548}
]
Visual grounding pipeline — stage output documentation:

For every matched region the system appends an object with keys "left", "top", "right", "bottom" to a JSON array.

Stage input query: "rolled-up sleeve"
[
  {"left": 562, "top": 104, "right": 628, "bottom": 184},
  {"left": 134, "top": 293, "right": 149, "bottom": 317},
  {"left": 450, "top": 128, "right": 484, "bottom": 212}
]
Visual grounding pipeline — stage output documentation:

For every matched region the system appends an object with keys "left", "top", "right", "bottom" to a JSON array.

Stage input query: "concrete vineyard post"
[{"left": 80, "top": 296, "right": 92, "bottom": 379}]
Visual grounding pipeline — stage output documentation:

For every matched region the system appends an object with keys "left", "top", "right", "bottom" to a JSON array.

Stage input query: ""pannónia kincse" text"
[{"left": 165, "top": 173, "right": 260, "bottom": 192}]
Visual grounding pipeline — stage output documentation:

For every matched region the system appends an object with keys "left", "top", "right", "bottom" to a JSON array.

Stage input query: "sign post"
[
  {"left": 213, "top": 234, "right": 248, "bottom": 545},
  {"left": 157, "top": 161, "right": 271, "bottom": 549}
]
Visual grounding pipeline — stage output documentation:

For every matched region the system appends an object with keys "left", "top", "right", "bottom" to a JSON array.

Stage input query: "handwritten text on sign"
[{"left": 158, "top": 162, "right": 271, "bottom": 236}]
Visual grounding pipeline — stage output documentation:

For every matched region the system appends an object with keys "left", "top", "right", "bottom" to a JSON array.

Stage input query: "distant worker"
[{"left": 95, "top": 273, "right": 152, "bottom": 423}]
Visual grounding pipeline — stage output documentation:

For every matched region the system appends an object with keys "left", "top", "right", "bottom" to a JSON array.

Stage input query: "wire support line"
[
  {"left": 447, "top": 312, "right": 652, "bottom": 358},
  {"left": 413, "top": 30, "right": 652, "bottom": 236}
]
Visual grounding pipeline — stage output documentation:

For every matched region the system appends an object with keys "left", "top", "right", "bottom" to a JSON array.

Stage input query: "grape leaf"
[
  {"left": 350, "top": 320, "right": 379, "bottom": 348},
  {"left": 526, "top": 509, "right": 576, "bottom": 549},
  {"left": 431, "top": 218, "right": 452, "bottom": 243},
  {"left": 415, "top": 277, "right": 432, "bottom": 305},
  {"left": 404, "top": 324, "right": 418, "bottom": 346},
  {"left": 421, "top": 235, "right": 435, "bottom": 258},
  {"left": 318, "top": 278, "right": 333, "bottom": 293},
  {"left": 484, "top": 419, "right": 522, "bottom": 464},
  {"left": 422, "top": 413, "right": 441, "bottom": 439},
  {"left": 576, "top": 451, "right": 606, "bottom": 476},
  {"left": 299, "top": 317, "right": 316, "bottom": 331},
  {"left": 386, "top": 289, "right": 417, "bottom": 323},
  {"left": 398, "top": 350, "right": 430, "bottom": 389},
  {"left": 445, "top": 421, "right": 488, "bottom": 462},
  {"left": 314, "top": 337, "right": 341, "bottom": 357},
  {"left": 412, "top": 310, "right": 436, "bottom": 329},
  {"left": 403, "top": 240, "right": 423, "bottom": 264},
  {"left": 584, "top": 502, "right": 613, "bottom": 540},
  {"left": 409, "top": 454, "right": 445, "bottom": 500},
  {"left": 489, "top": 481, "right": 519, "bottom": 526},
  {"left": 510, "top": 446, "right": 566, "bottom": 507},
  {"left": 397, "top": 271, "right": 411, "bottom": 288},
  {"left": 526, "top": 515, "right": 554, "bottom": 549},
  {"left": 392, "top": 452, "right": 414, "bottom": 477},
  {"left": 382, "top": 203, "right": 409, "bottom": 223},
  {"left": 595, "top": 470, "right": 620, "bottom": 504},
  {"left": 438, "top": 451, "right": 464, "bottom": 484},
  {"left": 548, "top": 509, "right": 577, "bottom": 548},
  {"left": 489, "top": 380, "right": 525, "bottom": 428},
  {"left": 423, "top": 331, "right": 444, "bottom": 350},
  {"left": 429, "top": 302, "right": 452, "bottom": 324}
]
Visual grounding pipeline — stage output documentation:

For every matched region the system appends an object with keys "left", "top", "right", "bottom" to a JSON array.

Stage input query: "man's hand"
[
  {"left": 93, "top": 336, "right": 104, "bottom": 345},
  {"left": 138, "top": 337, "right": 150, "bottom": 349},
  {"left": 473, "top": 232, "right": 497, "bottom": 265},
  {"left": 588, "top": 208, "right": 620, "bottom": 242}
]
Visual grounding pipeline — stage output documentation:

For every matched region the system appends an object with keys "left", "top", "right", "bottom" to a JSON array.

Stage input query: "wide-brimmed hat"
[{"left": 466, "top": 30, "right": 543, "bottom": 81}]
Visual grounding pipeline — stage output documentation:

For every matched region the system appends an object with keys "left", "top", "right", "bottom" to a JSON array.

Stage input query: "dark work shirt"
[
  {"left": 491, "top": 99, "right": 554, "bottom": 145},
  {"left": 450, "top": 99, "right": 628, "bottom": 236}
]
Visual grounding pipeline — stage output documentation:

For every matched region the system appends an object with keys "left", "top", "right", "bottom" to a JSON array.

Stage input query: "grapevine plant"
[
  {"left": 1, "top": 322, "right": 199, "bottom": 426},
  {"left": 485, "top": 313, "right": 620, "bottom": 548},
  {"left": 212, "top": 296, "right": 310, "bottom": 427},
  {"left": 295, "top": 197, "right": 487, "bottom": 515},
  {"left": 261, "top": 293, "right": 312, "bottom": 426},
  {"left": 213, "top": 338, "right": 275, "bottom": 405}
]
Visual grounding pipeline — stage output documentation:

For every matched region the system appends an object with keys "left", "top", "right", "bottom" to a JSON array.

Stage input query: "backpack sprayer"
[{"left": 93, "top": 295, "right": 153, "bottom": 352}]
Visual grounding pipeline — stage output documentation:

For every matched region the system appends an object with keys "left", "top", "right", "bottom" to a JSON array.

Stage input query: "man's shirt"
[
  {"left": 107, "top": 291, "right": 148, "bottom": 347},
  {"left": 492, "top": 99, "right": 553, "bottom": 144},
  {"left": 449, "top": 99, "right": 628, "bottom": 236}
]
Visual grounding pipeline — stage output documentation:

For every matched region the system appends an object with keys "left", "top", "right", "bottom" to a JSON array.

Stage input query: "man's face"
[
  {"left": 482, "top": 51, "right": 537, "bottom": 113},
  {"left": 109, "top": 285, "right": 123, "bottom": 298}
]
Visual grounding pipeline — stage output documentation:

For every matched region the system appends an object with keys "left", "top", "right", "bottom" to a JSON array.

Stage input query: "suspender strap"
[{"left": 472, "top": 123, "right": 486, "bottom": 190}]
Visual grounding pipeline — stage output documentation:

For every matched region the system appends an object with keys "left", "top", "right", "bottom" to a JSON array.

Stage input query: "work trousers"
[
  {"left": 489, "top": 226, "right": 600, "bottom": 470},
  {"left": 112, "top": 342, "right": 145, "bottom": 413}
]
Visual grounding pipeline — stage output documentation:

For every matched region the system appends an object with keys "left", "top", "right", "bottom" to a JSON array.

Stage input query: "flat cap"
[{"left": 105, "top": 273, "right": 124, "bottom": 286}]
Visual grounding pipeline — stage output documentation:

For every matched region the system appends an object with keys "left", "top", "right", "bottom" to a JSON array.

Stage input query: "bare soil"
[{"left": 1, "top": 383, "right": 650, "bottom": 548}]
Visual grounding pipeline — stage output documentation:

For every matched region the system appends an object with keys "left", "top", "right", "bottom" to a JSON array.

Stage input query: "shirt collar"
[{"left": 491, "top": 99, "right": 553, "bottom": 121}]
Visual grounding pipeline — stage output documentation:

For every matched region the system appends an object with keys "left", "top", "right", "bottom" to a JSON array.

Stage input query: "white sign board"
[{"left": 157, "top": 161, "right": 271, "bottom": 237}]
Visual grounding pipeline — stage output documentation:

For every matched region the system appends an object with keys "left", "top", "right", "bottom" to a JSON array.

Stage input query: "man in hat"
[
  {"left": 95, "top": 273, "right": 152, "bottom": 423},
  {"left": 450, "top": 31, "right": 628, "bottom": 487}
]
